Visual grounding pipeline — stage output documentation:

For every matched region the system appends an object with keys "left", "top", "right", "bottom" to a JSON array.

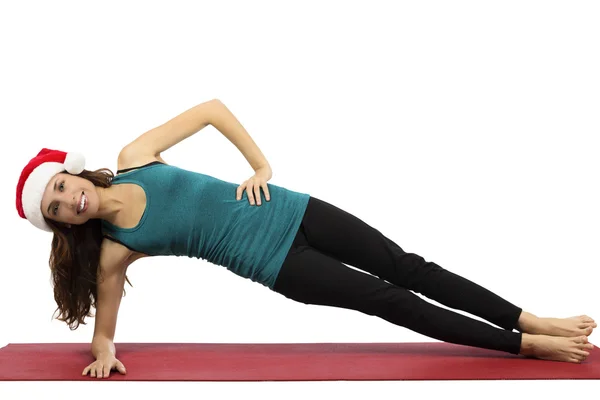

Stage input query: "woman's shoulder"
[{"left": 99, "top": 150, "right": 160, "bottom": 266}]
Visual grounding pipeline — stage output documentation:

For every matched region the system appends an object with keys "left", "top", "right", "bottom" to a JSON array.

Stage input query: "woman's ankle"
[
  {"left": 517, "top": 310, "right": 538, "bottom": 333},
  {"left": 519, "top": 333, "right": 536, "bottom": 355}
]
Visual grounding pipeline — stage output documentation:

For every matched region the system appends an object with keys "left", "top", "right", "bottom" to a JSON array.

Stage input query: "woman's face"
[{"left": 40, "top": 172, "right": 98, "bottom": 225}]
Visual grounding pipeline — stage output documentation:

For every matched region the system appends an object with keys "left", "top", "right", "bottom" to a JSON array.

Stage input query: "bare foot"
[
  {"left": 520, "top": 333, "right": 594, "bottom": 363},
  {"left": 518, "top": 312, "right": 597, "bottom": 337}
]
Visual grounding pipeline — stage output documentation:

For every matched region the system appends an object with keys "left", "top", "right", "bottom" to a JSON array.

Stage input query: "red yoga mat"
[{"left": 0, "top": 342, "right": 598, "bottom": 381}]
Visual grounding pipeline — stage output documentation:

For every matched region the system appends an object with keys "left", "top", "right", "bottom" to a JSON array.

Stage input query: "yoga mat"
[{"left": 0, "top": 342, "right": 598, "bottom": 381}]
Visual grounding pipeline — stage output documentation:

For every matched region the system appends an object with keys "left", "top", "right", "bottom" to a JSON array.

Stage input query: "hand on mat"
[
  {"left": 236, "top": 166, "right": 272, "bottom": 206},
  {"left": 82, "top": 355, "right": 127, "bottom": 379}
]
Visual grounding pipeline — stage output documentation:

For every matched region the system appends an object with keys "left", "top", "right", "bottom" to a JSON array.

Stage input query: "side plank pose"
[{"left": 15, "top": 99, "right": 596, "bottom": 379}]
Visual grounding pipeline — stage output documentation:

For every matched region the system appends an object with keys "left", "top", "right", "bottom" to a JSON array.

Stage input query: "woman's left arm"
[
  {"left": 209, "top": 101, "right": 274, "bottom": 206},
  {"left": 209, "top": 100, "right": 272, "bottom": 173}
]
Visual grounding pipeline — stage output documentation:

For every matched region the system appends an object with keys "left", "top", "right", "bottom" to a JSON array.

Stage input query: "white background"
[{"left": 1, "top": 0, "right": 599, "bottom": 398}]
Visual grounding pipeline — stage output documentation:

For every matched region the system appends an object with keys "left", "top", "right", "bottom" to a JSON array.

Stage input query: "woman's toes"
[
  {"left": 576, "top": 351, "right": 589, "bottom": 362},
  {"left": 574, "top": 335, "right": 588, "bottom": 344}
]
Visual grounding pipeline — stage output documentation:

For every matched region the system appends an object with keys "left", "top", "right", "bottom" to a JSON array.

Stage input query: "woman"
[{"left": 15, "top": 99, "right": 596, "bottom": 379}]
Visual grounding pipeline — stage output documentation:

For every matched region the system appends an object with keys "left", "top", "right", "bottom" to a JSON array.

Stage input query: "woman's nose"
[{"left": 63, "top": 193, "right": 77, "bottom": 209}]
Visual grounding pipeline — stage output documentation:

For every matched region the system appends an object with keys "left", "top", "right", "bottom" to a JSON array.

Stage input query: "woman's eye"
[{"left": 54, "top": 182, "right": 64, "bottom": 215}]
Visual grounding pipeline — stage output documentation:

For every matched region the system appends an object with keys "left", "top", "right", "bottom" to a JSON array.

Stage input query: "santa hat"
[{"left": 16, "top": 148, "right": 86, "bottom": 232}]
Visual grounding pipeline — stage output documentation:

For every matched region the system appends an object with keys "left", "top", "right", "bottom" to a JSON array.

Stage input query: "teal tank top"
[{"left": 101, "top": 162, "right": 310, "bottom": 290}]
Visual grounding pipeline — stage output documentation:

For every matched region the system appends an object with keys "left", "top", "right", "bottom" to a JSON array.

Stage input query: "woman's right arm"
[
  {"left": 92, "top": 335, "right": 116, "bottom": 359},
  {"left": 83, "top": 246, "right": 132, "bottom": 378},
  {"left": 91, "top": 245, "right": 130, "bottom": 358}
]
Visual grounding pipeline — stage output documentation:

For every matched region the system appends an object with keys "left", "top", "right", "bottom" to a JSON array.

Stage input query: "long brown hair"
[{"left": 43, "top": 168, "right": 133, "bottom": 330}]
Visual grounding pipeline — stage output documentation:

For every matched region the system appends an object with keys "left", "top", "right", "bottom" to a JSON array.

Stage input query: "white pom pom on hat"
[
  {"left": 63, "top": 151, "right": 85, "bottom": 175},
  {"left": 16, "top": 148, "right": 86, "bottom": 232}
]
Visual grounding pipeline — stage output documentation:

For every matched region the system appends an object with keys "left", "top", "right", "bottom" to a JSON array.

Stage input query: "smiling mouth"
[{"left": 77, "top": 192, "right": 88, "bottom": 214}]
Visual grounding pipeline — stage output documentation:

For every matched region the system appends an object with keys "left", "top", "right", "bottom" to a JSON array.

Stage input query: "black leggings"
[{"left": 273, "top": 196, "right": 524, "bottom": 355}]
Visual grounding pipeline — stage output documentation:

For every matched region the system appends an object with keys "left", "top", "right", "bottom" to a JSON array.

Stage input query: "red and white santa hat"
[{"left": 16, "top": 148, "right": 86, "bottom": 232}]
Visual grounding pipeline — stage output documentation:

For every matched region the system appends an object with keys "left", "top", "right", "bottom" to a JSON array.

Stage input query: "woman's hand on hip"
[{"left": 237, "top": 166, "right": 272, "bottom": 206}]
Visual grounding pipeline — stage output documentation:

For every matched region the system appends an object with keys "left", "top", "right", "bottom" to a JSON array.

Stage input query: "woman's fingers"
[
  {"left": 237, "top": 176, "right": 271, "bottom": 206},
  {"left": 116, "top": 360, "right": 127, "bottom": 374},
  {"left": 90, "top": 365, "right": 103, "bottom": 378},
  {"left": 82, "top": 358, "right": 125, "bottom": 378},
  {"left": 246, "top": 185, "right": 255, "bottom": 205},
  {"left": 254, "top": 184, "right": 261, "bottom": 205}
]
